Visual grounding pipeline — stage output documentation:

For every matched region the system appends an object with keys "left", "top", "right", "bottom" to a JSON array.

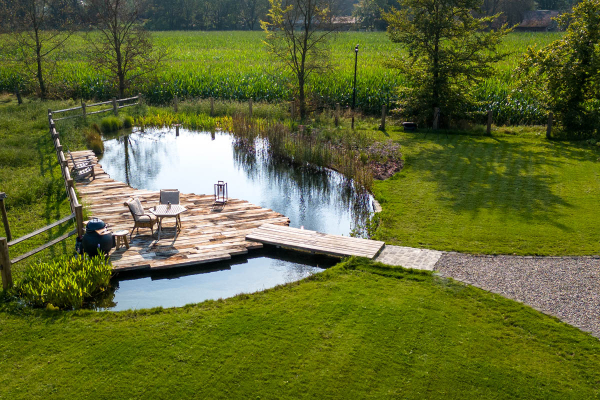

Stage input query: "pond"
[
  {"left": 97, "top": 127, "right": 374, "bottom": 310},
  {"left": 97, "top": 248, "right": 337, "bottom": 312}
]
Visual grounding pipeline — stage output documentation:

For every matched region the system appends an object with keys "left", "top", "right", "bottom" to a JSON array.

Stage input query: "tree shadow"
[{"left": 406, "top": 134, "right": 589, "bottom": 231}]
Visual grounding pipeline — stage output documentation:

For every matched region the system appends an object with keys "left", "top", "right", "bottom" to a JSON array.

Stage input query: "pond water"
[
  {"left": 97, "top": 127, "right": 373, "bottom": 311},
  {"left": 97, "top": 248, "right": 337, "bottom": 312},
  {"left": 100, "top": 128, "right": 373, "bottom": 235}
]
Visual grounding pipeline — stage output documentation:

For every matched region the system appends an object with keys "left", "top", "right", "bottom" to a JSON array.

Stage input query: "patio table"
[{"left": 150, "top": 204, "right": 187, "bottom": 240}]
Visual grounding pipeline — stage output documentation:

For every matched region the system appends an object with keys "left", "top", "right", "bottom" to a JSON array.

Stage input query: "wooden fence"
[
  {"left": 0, "top": 97, "right": 140, "bottom": 289},
  {"left": 51, "top": 95, "right": 141, "bottom": 121}
]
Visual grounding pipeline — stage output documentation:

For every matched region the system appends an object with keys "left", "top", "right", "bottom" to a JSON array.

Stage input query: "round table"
[{"left": 150, "top": 204, "right": 188, "bottom": 240}]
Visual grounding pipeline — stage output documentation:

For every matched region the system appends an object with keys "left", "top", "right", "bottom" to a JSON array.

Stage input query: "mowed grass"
[
  {"left": 370, "top": 126, "right": 600, "bottom": 255},
  {"left": 1, "top": 259, "right": 600, "bottom": 399}
]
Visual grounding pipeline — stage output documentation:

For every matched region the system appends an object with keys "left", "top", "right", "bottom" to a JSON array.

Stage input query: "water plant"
[
  {"left": 16, "top": 253, "right": 113, "bottom": 309},
  {"left": 85, "top": 123, "right": 104, "bottom": 154},
  {"left": 100, "top": 116, "right": 123, "bottom": 133},
  {"left": 229, "top": 114, "right": 403, "bottom": 191}
]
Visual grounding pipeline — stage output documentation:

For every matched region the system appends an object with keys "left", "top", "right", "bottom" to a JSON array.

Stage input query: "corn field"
[{"left": 0, "top": 31, "right": 562, "bottom": 125}]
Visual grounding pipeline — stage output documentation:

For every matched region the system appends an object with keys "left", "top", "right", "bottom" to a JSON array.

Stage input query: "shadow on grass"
[{"left": 405, "top": 133, "right": 588, "bottom": 231}]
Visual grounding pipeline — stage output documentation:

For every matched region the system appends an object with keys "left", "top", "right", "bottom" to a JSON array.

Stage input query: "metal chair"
[{"left": 159, "top": 189, "right": 181, "bottom": 227}]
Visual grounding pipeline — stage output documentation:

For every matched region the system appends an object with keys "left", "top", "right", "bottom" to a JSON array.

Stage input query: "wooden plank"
[
  {"left": 247, "top": 224, "right": 385, "bottom": 259},
  {"left": 72, "top": 162, "right": 293, "bottom": 271},
  {"left": 8, "top": 214, "right": 75, "bottom": 247},
  {"left": 11, "top": 229, "right": 77, "bottom": 264}
]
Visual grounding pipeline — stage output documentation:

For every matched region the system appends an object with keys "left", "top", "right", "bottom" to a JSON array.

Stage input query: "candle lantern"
[{"left": 214, "top": 181, "right": 228, "bottom": 205}]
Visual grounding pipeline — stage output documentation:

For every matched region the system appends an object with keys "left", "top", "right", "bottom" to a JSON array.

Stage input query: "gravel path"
[{"left": 434, "top": 253, "right": 600, "bottom": 338}]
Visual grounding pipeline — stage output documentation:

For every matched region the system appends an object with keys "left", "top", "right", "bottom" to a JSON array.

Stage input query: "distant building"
[{"left": 515, "top": 10, "right": 560, "bottom": 32}]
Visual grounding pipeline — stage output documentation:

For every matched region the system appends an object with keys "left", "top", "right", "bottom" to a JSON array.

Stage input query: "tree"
[
  {"left": 240, "top": 0, "right": 270, "bottom": 30},
  {"left": 262, "top": 0, "right": 338, "bottom": 119},
  {"left": 383, "top": 0, "right": 511, "bottom": 127},
  {"left": 1, "top": 0, "right": 78, "bottom": 99},
  {"left": 519, "top": 0, "right": 600, "bottom": 135},
  {"left": 86, "top": 0, "right": 165, "bottom": 98},
  {"left": 481, "top": 0, "right": 535, "bottom": 26},
  {"left": 353, "top": 0, "right": 401, "bottom": 30}
]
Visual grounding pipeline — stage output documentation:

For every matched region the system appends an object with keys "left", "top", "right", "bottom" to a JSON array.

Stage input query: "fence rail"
[
  {"left": 0, "top": 98, "right": 115, "bottom": 288},
  {"left": 52, "top": 95, "right": 141, "bottom": 121}
]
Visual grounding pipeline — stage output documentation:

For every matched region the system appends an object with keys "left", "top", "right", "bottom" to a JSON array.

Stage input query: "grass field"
[
  {"left": 0, "top": 31, "right": 562, "bottom": 122},
  {"left": 368, "top": 126, "right": 600, "bottom": 255},
  {"left": 1, "top": 258, "right": 600, "bottom": 399},
  {"left": 3, "top": 97, "right": 600, "bottom": 398}
]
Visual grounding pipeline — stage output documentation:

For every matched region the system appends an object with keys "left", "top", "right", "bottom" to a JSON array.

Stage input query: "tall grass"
[
  {"left": 229, "top": 114, "right": 403, "bottom": 191},
  {"left": 0, "top": 31, "right": 562, "bottom": 124}
]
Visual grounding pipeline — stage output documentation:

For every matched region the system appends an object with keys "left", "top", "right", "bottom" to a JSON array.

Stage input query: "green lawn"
[
  {"left": 1, "top": 258, "right": 599, "bottom": 399},
  {"left": 2, "top": 98, "right": 600, "bottom": 398},
  {"left": 370, "top": 127, "right": 600, "bottom": 255}
]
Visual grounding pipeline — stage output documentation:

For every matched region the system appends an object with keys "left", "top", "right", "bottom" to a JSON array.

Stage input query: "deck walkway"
[
  {"left": 246, "top": 224, "right": 385, "bottom": 259},
  {"left": 69, "top": 150, "right": 290, "bottom": 271}
]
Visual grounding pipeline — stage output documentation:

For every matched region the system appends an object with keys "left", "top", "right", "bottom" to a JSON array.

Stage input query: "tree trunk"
[
  {"left": 299, "top": 74, "right": 306, "bottom": 120},
  {"left": 115, "top": 27, "right": 125, "bottom": 98},
  {"left": 34, "top": 28, "right": 46, "bottom": 99}
]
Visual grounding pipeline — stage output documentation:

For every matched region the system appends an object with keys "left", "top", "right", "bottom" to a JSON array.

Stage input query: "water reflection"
[
  {"left": 94, "top": 247, "right": 336, "bottom": 311},
  {"left": 100, "top": 128, "right": 374, "bottom": 236}
]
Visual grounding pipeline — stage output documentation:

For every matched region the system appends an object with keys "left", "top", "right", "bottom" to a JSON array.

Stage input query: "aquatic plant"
[
  {"left": 16, "top": 253, "right": 113, "bottom": 309},
  {"left": 229, "top": 114, "right": 403, "bottom": 191},
  {"left": 100, "top": 116, "right": 123, "bottom": 133}
]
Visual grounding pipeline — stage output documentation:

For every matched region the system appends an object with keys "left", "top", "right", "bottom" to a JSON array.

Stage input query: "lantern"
[{"left": 214, "top": 181, "right": 228, "bottom": 205}]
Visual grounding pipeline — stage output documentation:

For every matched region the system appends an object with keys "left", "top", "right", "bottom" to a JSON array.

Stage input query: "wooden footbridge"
[{"left": 69, "top": 150, "right": 385, "bottom": 272}]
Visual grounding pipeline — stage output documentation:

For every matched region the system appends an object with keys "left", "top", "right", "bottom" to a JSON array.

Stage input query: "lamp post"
[{"left": 352, "top": 44, "right": 359, "bottom": 129}]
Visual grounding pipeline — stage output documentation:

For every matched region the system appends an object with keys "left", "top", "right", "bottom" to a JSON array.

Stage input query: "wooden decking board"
[
  {"left": 68, "top": 151, "right": 290, "bottom": 271},
  {"left": 70, "top": 150, "right": 384, "bottom": 270},
  {"left": 247, "top": 224, "right": 385, "bottom": 259}
]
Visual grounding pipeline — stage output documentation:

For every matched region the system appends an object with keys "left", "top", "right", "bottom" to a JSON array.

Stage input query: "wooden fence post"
[
  {"left": 174, "top": 95, "right": 178, "bottom": 113},
  {"left": 335, "top": 103, "right": 340, "bottom": 126},
  {"left": 112, "top": 97, "right": 118, "bottom": 116},
  {"left": 0, "top": 237, "right": 12, "bottom": 290},
  {"left": 138, "top": 93, "right": 143, "bottom": 106},
  {"left": 75, "top": 204, "right": 84, "bottom": 238},
  {"left": 15, "top": 85, "right": 22, "bottom": 105},
  {"left": 249, "top": 98, "right": 253, "bottom": 118},
  {"left": 81, "top": 100, "right": 87, "bottom": 117},
  {"left": 210, "top": 97, "right": 214, "bottom": 116},
  {"left": 546, "top": 112, "right": 553, "bottom": 139},
  {"left": 0, "top": 193, "right": 11, "bottom": 242},
  {"left": 487, "top": 110, "right": 493, "bottom": 136},
  {"left": 433, "top": 107, "right": 440, "bottom": 130},
  {"left": 380, "top": 105, "right": 386, "bottom": 131}
]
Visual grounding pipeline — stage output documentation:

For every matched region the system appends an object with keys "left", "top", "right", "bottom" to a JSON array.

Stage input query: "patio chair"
[
  {"left": 124, "top": 197, "right": 158, "bottom": 239},
  {"left": 67, "top": 149, "right": 95, "bottom": 181},
  {"left": 159, "top": 189, "right": 181, "bottom": 226}
]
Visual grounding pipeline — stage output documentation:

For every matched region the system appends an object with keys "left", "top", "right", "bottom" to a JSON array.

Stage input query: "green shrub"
[
  {"left": 123, "top": 115, "right": 134, "bottom": 129},
  {"left": 16, "top": 254, "right": 113, "bottom": 309},
  {"left": 100, "top": 116, "right": 123, "bottom": 133}
]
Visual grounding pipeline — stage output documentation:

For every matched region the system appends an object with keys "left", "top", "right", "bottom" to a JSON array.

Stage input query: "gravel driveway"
[{"left": 435, "top": 253, "right": 600, "bottom": 338}]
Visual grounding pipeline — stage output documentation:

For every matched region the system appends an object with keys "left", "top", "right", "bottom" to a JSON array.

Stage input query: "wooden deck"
[
  {"left": 246, "top": 224, "right": 385, "bottom": 259},
  {"left": 69, "top": 150, "right": 290, "bottom": 271}
]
